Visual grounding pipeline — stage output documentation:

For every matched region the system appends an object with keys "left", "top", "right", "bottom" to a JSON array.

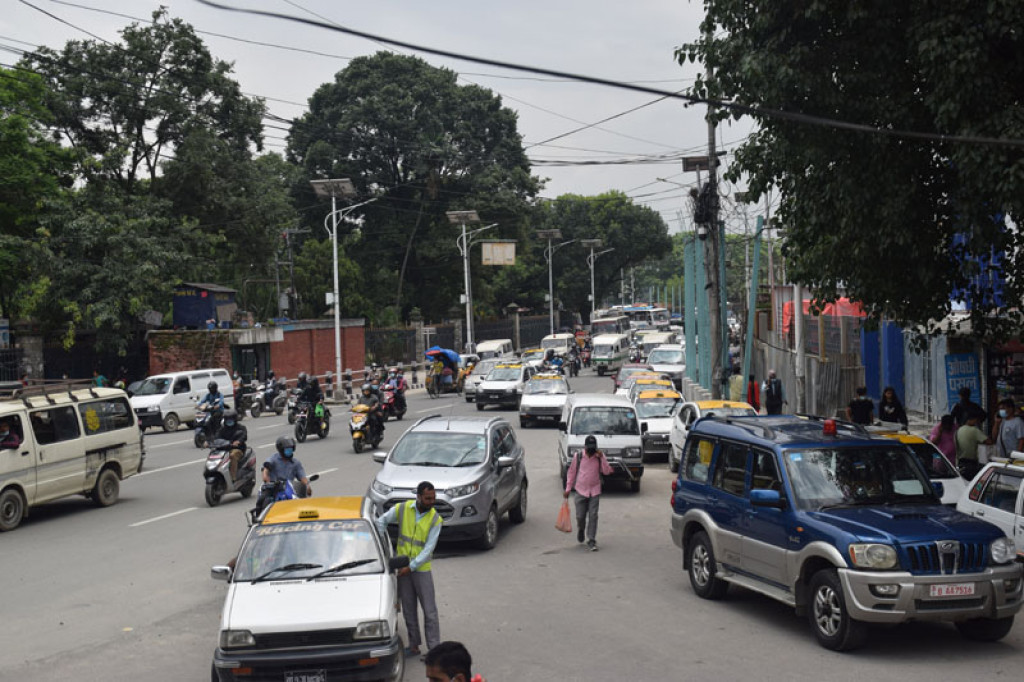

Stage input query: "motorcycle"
[
  {"left": 233, "top": 386, "right": 257, "bottom": 420},
  {"left": 294, "top": 400, "right": 330, "bottom": 442},
  {"left": 193, "top": 404, "right": 222, "bottom": 448},
  {"left": 251, "top": 380, "right": 287, "bottom": 418},
  {"left": 381, "top": 386, "right": 406, "bottom": 421},
  {"left": 202, "top": 438, "right": 256, "bottom": 507},
  {"left": 249, "top": 472, "right": 320, "bottom": 522},
  {"left": 568, "top": 354, "right": 581, "bottom": 378},
  {"left": 286, "top": 389, "right": 301, "bottom": 425},
  {"left": 350, "top": 403, "right": 383, "bottom": 453},
  {"left": 581, "top": 348, "right": 592, "bottom": 368}
]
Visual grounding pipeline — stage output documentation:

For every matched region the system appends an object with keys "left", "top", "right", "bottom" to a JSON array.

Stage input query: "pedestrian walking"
[
  {"left": 956, "top": 409, "right": 991, "bottom": 481},
  {"left": 563, "top": 434, "right": 612, "bottom": 551},
  {"left": 845, "top": 386, "right": 875, "bottom": 425},
  {"left": 928, "top": 414, "right": 957, "bottom": 466},
  {"left": 745, "top": 374, "right": 760, "bottom": 412},
  {"left": 992, "top": 398, "right": 1024, "bottom": 458},
  {"left": 950, "top": 386, "right": 984, "bottom": 428},
  {"left": 376, "top": 481, "right": 442, "bottom": 659},
  {"left": 877, "top": 386, "right": 908, "bottom": 429},
  {"left": 762, "top": 370, "right": 786, "bottom": 415},
  {"left": 728, "top": 368, "right": 744, "bottom": 402}
]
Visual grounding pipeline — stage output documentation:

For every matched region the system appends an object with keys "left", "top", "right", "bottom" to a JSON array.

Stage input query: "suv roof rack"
[
  {"left": 705, "top": 414, "right": 776, "bottom": 441},
  {"left": 3, "top": 379, "right": 99, "bottom": 407}
]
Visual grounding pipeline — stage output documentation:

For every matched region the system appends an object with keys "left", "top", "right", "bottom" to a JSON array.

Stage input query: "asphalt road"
[{"left": 3, "top": 371, "right": 1023, "bottom": 681}]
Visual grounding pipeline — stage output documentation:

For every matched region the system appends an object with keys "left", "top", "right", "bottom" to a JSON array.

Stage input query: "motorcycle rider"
[
  {"left": 357, "top": 382, "right": 385, "bottom": 440},
  {"left": 568, "top": 345, "right": 580, "bottom": 376},
  {"left": 261, "top": 435, "right": 312, "bottom": 498},
  {"left": 388, "top": 367, "right": 409, "bottom": 413},
  {"left": 299, "top": 374, "right": 323, "bottom": 405},
  {"left": 214, "top": 408, "right": 248, "bottom": 482},
  {"left": 197, "top": 380, "right": 225, "bottom": 430}
]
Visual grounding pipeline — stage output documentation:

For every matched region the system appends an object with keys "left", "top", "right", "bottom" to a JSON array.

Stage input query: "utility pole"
[
  {"left": 794, "top": 281, "right": 805, "bottom": 414},
  {"left": 702, "top": 24, "right": 726, "bottom": 399}
]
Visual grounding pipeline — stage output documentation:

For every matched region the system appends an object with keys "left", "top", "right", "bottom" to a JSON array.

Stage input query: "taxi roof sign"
[
  {"left": 695, "top": 400, "right": 755, "bottom": 410},
  {"left": 262, "top": 496, "right": 365, "bottom": 525},
  {"left": 637, "top": 389, "right": 681, "bottom": 400},
  {"left": 531, "top": 373, "right": 565, "bottom": 380}
]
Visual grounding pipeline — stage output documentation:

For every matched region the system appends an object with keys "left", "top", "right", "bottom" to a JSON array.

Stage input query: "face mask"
[
  {"left": 999, "top": 409, "right": 1008, "bottom": 419},
  {"left": 585, "top": 446, "right": 596, "bottom": 455},
  {"left": 225, "top": 421, "right": 235, "bottom": 427},
  {"left": 283, "top": 448, "right": 294, "bottom": 458}
]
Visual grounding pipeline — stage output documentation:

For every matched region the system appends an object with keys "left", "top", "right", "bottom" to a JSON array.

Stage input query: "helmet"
[
  {"left": 276, "top": 435, "right": 296, "bottom": 458},
  {"left": 232, "top": 371, "right": 239, "bottom": 379},
  {"left": 361, "top": 382, "right": 372, "bottom": 394},
  {"left": 267, "top": 370, "right": 275, "bottom": 379},
  {"left": 207, "top": 381, "right": 218, "bottom": 393},
  {"left": 222, "top": 408, "right": 237, "bottom": 425},
  {"left": 298, "top": 371, "right": 307, "bottom": 382}
]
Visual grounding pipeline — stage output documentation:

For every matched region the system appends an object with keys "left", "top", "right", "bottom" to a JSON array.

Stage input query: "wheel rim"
[
  {"left": 486, "top": 509, "right": 498, "bottom": 545},
  {"left": 101, "top": 474, "right": 116, "bottom": 502},
  {"left": 691, "top": 543, "right": 710, "bottom": 587},
  {"left": 1, "top": 494, "right": 21, "bottom": 526},
  {"left": 813, "top": 584, "right": 843, "bottom": 637}
]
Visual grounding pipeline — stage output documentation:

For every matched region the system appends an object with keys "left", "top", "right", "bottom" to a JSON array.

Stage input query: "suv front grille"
[
  {"left": 253, "top": 628, "right": 355, "bottom": 649},
  {"left": 903, "top": 541, "right": 987, "bottom": 575},
  {"left": 383, "top": 498, "right": 455, "bottom": 520}
]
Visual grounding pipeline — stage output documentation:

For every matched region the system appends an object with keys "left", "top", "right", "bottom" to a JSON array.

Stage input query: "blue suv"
[{"left": 670, "top": 415, "right": 1023, "bottom": 650}]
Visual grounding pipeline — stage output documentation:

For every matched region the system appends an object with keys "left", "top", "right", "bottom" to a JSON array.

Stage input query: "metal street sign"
[
  {"left": 682, "top": 156, "right": 711, "bottom": 172},
  {"left": 422, "top": 327, "right": 437, "bottom": 334}
]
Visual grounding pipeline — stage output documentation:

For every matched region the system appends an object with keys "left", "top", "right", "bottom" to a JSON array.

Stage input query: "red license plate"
[{"left": 929, "top": 583, "right": 975, "bottom": 597}]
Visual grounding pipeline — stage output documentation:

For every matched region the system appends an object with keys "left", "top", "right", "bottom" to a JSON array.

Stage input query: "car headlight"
[
  {"left": 354, "top": 620, "right": 390, "bottom": 640},
  {"left": 147, "top": 405, "right": 160, "bottom": 412},
  {"left": 219, "top": 629, "right": 255, "bottom": 649},
  {"left": 623, "top": 447, "right": 642, "bottom": 459},
  {"left": 848, "top": 543, "right": 898, "bottom": 569},
  {"left": 446, "top": 482, "right": 480, "bottom": 498},
  {"left": 371, "top": 479, "right": 392, "bottom": 496},
  {"left": 506, "top": 387, "right": 517, "bottom": 394},
  {"left": 568, "top": 446, "right": 583, "bottom": 458},
  {"left": 990, "top": 537, "right": 1016, "bottom": 565}
]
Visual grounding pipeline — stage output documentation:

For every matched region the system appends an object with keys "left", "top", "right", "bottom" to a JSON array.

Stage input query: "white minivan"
[
  {"left": 557, "top": 393, "right": 645, "bottom": 492},
  {"left": 130, "top": 368, "right": 234, "bottom": 432},
  {"left": 475, "top": 339, "right": 514, "bottom": 360},
  {"left": 0, "top": 385, "right": 144, "bottom": 531},
  {"left": 541, "top": 333, "right": 576, "bottom": 358}
]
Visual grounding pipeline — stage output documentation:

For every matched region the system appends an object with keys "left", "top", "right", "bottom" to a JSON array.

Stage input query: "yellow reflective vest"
[{"left": 397, "top": 500, "right": 442, "bottom": 572}]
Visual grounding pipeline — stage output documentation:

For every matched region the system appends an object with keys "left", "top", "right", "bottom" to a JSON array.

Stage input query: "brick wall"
[
  {"left": 148, "top": 331, "right": 233, "bottom": 375},
  {"left": 271, "top": 324, "right": 365, "bottom": 380}
]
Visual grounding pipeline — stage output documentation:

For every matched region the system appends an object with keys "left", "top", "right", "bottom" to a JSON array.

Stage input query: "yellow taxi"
[
  {"left": 519, "top": 372, "right": 570, "bottom": 427},
  {"left": 627, "top": 377, "right": 675, "bottom": 403},
  {"left": 635, "top": 389, "right": 682, "bottom": 461},
  {"left": 211, "top": 496, "right": 407, "bottom": 681},
  {"left": 669, "top": 400, "right": 757, "bottom": 472},
  {"left": 879, "top": 433, "right": 966, "bottom": 504}
]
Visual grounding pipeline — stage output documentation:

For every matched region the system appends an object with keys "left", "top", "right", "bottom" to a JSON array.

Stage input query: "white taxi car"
[
  {"left": 211, "top": 496, "right": 407, "bottom": 682},
  {"left": 518, "top": 373, "right": 570, "bottom": 427},
  {"left": 476, "top": 362, "right": 535, "bottom": 410},
  {"left": 633, "top": 388, "right": 681, "bottom": 462},
  {"left": 957, "top": 452, "right": 1024, "bottom": 559}
]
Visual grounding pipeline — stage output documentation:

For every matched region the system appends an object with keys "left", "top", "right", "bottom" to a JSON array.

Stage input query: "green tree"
[
  {"left": 680, "top": 2, "right": 1024, "bottom": 336},
  {"left": 287, "top": 52, "right": 539, "bottom": 323},
  {"left": 0, "top": 66, "right": 74, "bottom": 319}
]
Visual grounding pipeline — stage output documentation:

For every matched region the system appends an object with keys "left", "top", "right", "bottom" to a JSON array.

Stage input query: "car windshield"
[
  {"left": 594, "top": 345, "right": 614, "bottom": 355},
  {"left": 635, "top": 399, "right": 680, "bottom": 419},
  {"left": 233, "top": 519, "right": 383, "bottom": 582},
  {"left": 648, "top": 349, "right": 684, "bottom": 365},
  {"left": 784, "top": 446, "right": 937, "bottom": 511},
  {"left": 523, "top": 350, "right": 545, "bottom": 361},
  {"left": 486, "top": 368, "right": 520, "bottom": 381},
  {"left": 389, "top": 432, "right": 488, "bottom": 467},
  {"left": 571, "top": 406, "right": 639, "bottom": 436},
  {"left": 472, "top": 360, "right": 499, "bottom": 377},
  {"left": 133, "top": 378, "right": 170, "bottom": 396},
  {"left": 541, "top": 339, "right": 567, "bottom": 350},
  {"left": 525, "top": 379, "right": 567, "bottom": 395},
  {"left": 618, "top": 368, "right": 651, "bottom": 381},
  {"left": 907, "top": 443, "right": 959, "bottom": 480}
]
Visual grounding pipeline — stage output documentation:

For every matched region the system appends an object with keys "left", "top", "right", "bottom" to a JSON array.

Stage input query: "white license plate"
[
  {"left": 929, "top": 583, "right": 975, "bottom": 598},
  {"left": 285, "top": 671, "right": 326, "bottom": 682}
]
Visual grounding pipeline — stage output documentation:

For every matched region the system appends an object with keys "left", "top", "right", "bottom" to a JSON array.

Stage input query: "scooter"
[
  {"left": 581, "top": 348, "right": 592, "bottom": 368},
  {"left": 251, "top": 380, "right": 288, "bottom": 418},
  {"left": 381, "top": 387, "right": 406, "bottom": 421},
  {"left": 234, "top": 386, "right": 256, "bottom": 420},
  {"left": 568, "top": 354, "right": 581, "bottom": 378},
  {"left": 249, "top": 473, "right": 320, "bottom": 522},
  {"left": 286, "top": 389, "right": 300, "bottom": 424},
  {"left": 203, "top": 439, "right": 256, "bottom": 507},
  {"left": 350, "top": 403, "right": 383, "bottom": 453},
  {"left": 193, "top": 404, "right": 222, "bottom": 448}
]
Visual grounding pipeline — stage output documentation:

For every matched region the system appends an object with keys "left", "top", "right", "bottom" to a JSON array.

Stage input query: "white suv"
[{"left": 956, "top": 452, "right": 1024, "bottom": 558}]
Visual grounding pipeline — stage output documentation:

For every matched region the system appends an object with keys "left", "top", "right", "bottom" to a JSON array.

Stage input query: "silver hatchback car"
[{"left": 367, "top": 414, "right": 528, "bottom": 549}]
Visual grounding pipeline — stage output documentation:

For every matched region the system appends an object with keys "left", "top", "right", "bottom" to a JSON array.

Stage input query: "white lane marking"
[
  {"left": 255, "top": 424, "right": 281, "bottom": 431},
  {"left": 257, "top": 443, "right": 274, "bottom": 449},
  {"left": 130, "top": 507, "right": 197, "bottom": 527},
  {"left": 135, "top": 458, "right": 205, "bottom": 476},
  {"left": 415, "top": 407, "right": 444, "bottom": 414},
  {"left": 146, "top": 439, "right": 191, "bottom": 449},
  {"left": 313, "top": 467, "right": 338, "bottom": 476}
]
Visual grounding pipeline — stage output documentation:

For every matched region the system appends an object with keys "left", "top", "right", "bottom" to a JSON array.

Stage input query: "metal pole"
[
  {"left": 331, "top": 193, "right": 342, "bottom": 393},
  {"left": 461, "top": 222, "right": 473, "bottom": 351},
  {"left": 794, "top": 281, "right": 805, "bottom": 414},
  {"left": 547, "top": 238, "right": 555, "bottom": 335},
  {"left": 588, "top": 247, "right": 596, "bottom": 320}
]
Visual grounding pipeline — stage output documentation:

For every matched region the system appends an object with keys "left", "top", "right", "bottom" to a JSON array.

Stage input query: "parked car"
[
  {"left": 879, "top": 433, "right": 966, "bottom": 505},
  {"left": 462, "top": 357, "right": 501, "bottom": 403},
  {"left": 633, "top": 389, "right": 681, "bottom": 462},
  {"left": 210, "top": 497, "right": 407, "bottom": 682},
  {"left": 476, "top": 362, "right": 535, "bottom": 411},
  {"left": 625, "top": 377, "right": 674, "bottom": 402},
  {"left": 558, "top": 393, "right": 644, "bottom": 492},
  {"left": 671, "top": 415, "right": 1022, "bottom": 651},
  {"left": 518, "top": 372, "right": 570, "bottom": 428},
  {"left": 668, "top": 399, "right": 757, "bottom": 472},
  {"left": 957, "top": 452, "right": 1024, "bottom": 557},
  {"left": 367, "top": 414, "right": 528, "bottom": 550}
]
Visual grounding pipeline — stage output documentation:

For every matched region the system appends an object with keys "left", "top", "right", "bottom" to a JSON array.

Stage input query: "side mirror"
[
  {"left": 496, "top": 455, "right": 515, "bottom": 468},
  {"left": 750, "top": 489, "right": 783, "bottom": 509},
  {"left": 211, "top": 565, "right": 232, "bottom": 581},
  {"left": 641, "top": 422, "right": 649, "bottom": 434},
  {"left": 389, "top": 555, "right": 410, "bottom": 572},
  {"left": 372, "top": 451, "right": 387, "bottom": 464},
  {"left": 931, "top": 481, "right": 945, "bottom": 499},
  {"left": 558, "top": 421, "right": 567, "bottom": 432},
  {"left": 308, "top": 473, "right": 321, "bottom": 482}
]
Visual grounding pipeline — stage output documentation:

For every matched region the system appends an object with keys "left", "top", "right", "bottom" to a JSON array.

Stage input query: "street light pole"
[
  {"left": 538, "top": 229, "right": 576, "bottom": 335},
  {"left": 581, "top": 238, "right": 613, "bottom": 321},
  {"left": 446, "top": 210, "right": 482, "bottom": 352}
]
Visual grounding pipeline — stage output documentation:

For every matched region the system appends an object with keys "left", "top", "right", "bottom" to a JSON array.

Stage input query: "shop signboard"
[{"left": 945, "top": 353, "right": 981, "bottom": 407}]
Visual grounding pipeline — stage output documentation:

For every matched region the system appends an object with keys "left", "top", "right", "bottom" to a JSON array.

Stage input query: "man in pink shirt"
[{"left": 564, "top": 435, "right": 613, "bottom": 551}]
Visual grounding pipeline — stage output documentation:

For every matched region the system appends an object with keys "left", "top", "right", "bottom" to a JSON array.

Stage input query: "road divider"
[{"left": 130, "top": 507, "right": 197, "bottom": 527}]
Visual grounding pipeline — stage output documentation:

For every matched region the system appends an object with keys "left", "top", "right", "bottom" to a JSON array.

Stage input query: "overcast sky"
[{"left": 4, "top": 0, "right": 760, "bottom": 233}]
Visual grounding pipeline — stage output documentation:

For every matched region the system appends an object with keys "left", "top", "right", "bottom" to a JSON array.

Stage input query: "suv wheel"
[
  {"left": 808, "top": 568, "right": 867, "bottom": 651},
  {"left": 476, "top": 505, "right": 499, "bottom": 550},
  {"left": 955, "top": 616, "right": 1015, "bottom": 642},
  {"left": 688, "top": 531, "right": 727, "bottom": 599},
  {"left": 509, "top": 481, "right": 527, "bottom": 524}
]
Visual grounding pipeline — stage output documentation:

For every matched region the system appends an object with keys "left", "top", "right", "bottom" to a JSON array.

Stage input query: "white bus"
[
  {"left": 623, "top": 305, "right": 670, "bottom": 331},
  {"left": 590, "top": 315, "right": 630, "bottom": 337}
]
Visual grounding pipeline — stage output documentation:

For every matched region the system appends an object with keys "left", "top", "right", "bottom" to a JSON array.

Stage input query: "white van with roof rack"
[{"left": 0, "top": 383, "right": 144, "bottom": 531}]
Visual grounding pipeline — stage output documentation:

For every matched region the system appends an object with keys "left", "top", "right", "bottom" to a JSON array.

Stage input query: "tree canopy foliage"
[{"left": 681, "top": 2, "right": 1024, "bottom": 336}]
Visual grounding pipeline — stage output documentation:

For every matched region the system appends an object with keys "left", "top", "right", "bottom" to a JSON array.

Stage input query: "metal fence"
[
  {"left": 519, "top": 315, "right": 550, "bottom": 350},
  {"left": 0, "top": 348, "right": 22, "bottom": 381},
  {"left": 801, "top": 314, "right": 862, "bottom": 358},
  {"left": 365, "top": 328, "right": 416, "bottom": 366},
  {"left": 475, "top": 318, "right": 515, "bottom": 344}
]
